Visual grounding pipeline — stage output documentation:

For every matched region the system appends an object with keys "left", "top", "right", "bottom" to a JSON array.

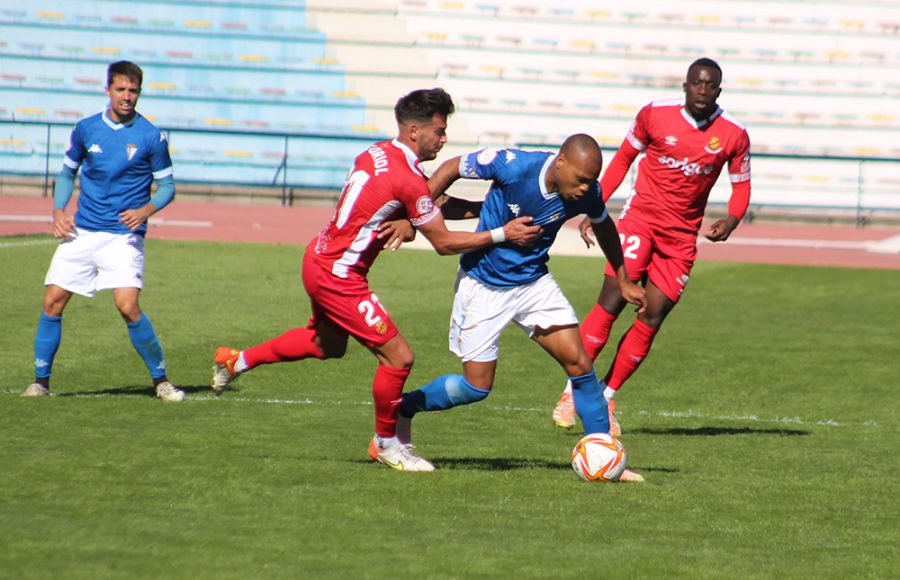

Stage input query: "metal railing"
[{"left": 2, "top": 120, "right": 899, "bottom": 225}]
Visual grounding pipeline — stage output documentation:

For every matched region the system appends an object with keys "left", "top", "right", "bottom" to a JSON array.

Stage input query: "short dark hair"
[
  {"left": 394, "top": 88, "right": 455, "bottom": 124},
  {"left": 687, "top": 57, "right": 722, "bottom": 80},
  {"left": 107, "top": 61, "right": 143, "bottom": 88}
]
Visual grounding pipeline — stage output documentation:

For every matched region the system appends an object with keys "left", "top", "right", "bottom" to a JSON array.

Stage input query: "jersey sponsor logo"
[
  {"left": 367, "top": 145, "right": 389, "bottom": 175},
  {"left": 160, "top": 131, "right": 167, "bottom": 142},
  {"left": 126, "top": 144, "right": 138, "bottom": 160},
  {"left": 87, "top": 144, "right": 103, "bottom": 154},
  {"left": 535, "top": 211, "right": 563, "bottom": 226},
  {"left": 704, "top": 137, "right": 722, "bottom": 154},
  {"left": 477, "top": 148, "right": 498, "bottom": 165},
  {"left": 507, "top": 203, "right": 521, "bottom": 216},
  {"left": 65, "top": 138, "right": 72, "bottom": 153},
  {"left": 664, "top": 135, "right": 678, "bottom": 146},
  {"left": 504, "top": 150, "right": 516, "bottom": 163},
  {"left": 740, "top": 153, "right": 751, "bottom": 173},
  {"left": 416, "top": 195, "right": 434, "bottom": 216},
  {"left": 375, "top": 320, "right": 388, "bottom": 335},
  {"left": 658, "top": 155, "right": 715, "bottom": 177}
]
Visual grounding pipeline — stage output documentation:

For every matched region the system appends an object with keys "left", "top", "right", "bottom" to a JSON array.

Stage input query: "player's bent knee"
[{"left": 320, "top": 343, "right": 347, "bottom": 360}]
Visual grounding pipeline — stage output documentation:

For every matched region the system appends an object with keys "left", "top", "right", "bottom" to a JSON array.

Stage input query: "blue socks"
[
  {"left": 400, "top": 374, "right": 490, "bottom": 417},
  {"left": 34, "top": 313, "right": 62, "bottom": 380},
  {"left": 570, "top": 370, "right": 610, "bottom": 434},
  {"left": 127, "top": 314, "right": 167, "bottom": 380}
]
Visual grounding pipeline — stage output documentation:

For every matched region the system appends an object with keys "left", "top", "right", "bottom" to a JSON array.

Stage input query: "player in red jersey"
[
  {"left": 552, "top": 58, "right": 752, "bottom": 432},
  {"left": 211, "top": 88, "right": 541, "bottom": 471}
]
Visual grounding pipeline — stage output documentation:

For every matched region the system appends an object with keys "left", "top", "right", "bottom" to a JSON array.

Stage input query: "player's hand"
[
  {"left": 377, "top": 219, "right": 416, "bottom": 251},
  {"left": 119, "top": 206, "right": 154, "bottom": 231},
  {"left": 705, "top": 216, "right": 739, "bottom": 242},
  {"left": 578, "top": 216, "right": 596, "bottom": 248},
  {"left": 620, "top": 280, "right": 647, "bottom": 314},
  {"left": 51, "top": 209, "right": 76, "bottom": 239},
  {"left": 503, "top": 216, "right": 542, "bottom": 246}
]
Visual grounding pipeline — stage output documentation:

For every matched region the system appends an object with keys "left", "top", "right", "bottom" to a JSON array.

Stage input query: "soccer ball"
[{"left": 571, "top": 433, "right": 627, "bottom": 482}]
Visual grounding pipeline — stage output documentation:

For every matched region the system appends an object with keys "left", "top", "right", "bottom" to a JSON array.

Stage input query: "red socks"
[
  {"left": 373, "top": 364, "right": 411, "bottom": 437},
  {"left": 580, "top": 304, "right": 618, "bottom": 360},
  {"left": 242, "top": 327, "right": 325, "bottom": 369},
  {"left": 604, "top": 319, "right": 657, "bottom": 390}
]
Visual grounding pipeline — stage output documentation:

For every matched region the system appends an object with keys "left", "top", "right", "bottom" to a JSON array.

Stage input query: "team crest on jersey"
[
  {"left": 704, "top": 137, "right": 722, "bottom": 154},
  {"left": 126, "top": 144, "right": 138, "bottom": 160},
  {"left": 477, "top": 148, "right": 498, "bottom": 165},
  {"left": 665, "top": 135, "right": 678, "bottom": 146},
  {"left": 88, "top": 144, "right": 103, "bottom": 154},
  {"left": 416, "top": 195, "right": 434, "bottom": 216}
]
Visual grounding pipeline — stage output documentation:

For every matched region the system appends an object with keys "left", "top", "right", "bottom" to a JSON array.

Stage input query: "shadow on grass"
[
  {"left": 630, "top": 426, "right": 810, "bottom": 437},
  {"left": 433, "top": 457, "right": 572, "bottom": 471},
  {"left": 56, "top": 384, "right": 213, "bottom": 398},
  {"left": 354, "top": 457, "right": 571, "bottom": 471}
]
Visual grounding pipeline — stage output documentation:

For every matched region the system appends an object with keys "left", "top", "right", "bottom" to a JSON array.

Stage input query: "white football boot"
[
  {"left": 368, "top": 436, "right": 434, "bottom": 472},
  {"left": 21, "top": 383, "right": 50, "bottom": 397},
  {"left": 155, "top": 381, "right": 185, "bottom": 402}
]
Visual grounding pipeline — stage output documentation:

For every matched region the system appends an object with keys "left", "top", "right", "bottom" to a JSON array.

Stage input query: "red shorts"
[
  {"left": 301, "top": 249, "right": 399, "bottom": 348},
  {"left": 604, "top": 217, "right": 697, "bottom": 303}
]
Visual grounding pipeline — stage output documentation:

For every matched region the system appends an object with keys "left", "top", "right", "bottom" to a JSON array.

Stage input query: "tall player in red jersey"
[
  {"left": 552, "top": 58, "right": 752, "bottom": 433},
  {"left": 210, "top": 89, "right": 540, "bottom": 471}
]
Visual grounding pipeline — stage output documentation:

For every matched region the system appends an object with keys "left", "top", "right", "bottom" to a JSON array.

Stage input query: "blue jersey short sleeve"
[
  {"left": 459, "top": 149, "right": 608, "bottom": 288},
  {"left": 67, "top": 112, "right": 173, "bottom": 234},
  {"left": 149, "top": 130, "right": 174, "bottom": 180},
  {"left": 63, "top": 123, "right": 85, "bottom": 170}
]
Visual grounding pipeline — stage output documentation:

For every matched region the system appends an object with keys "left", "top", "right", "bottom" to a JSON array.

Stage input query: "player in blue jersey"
[
  {"left": 21, "top": 61, "right": 183, "bottom": 401},
  {"left": 396, "top": 134, "right": 648, "bottom": 479}
]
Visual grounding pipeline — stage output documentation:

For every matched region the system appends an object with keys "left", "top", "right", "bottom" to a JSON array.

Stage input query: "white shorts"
[
  {"left": 449, "top": 270, "right": 579, "bottom": 363},
  {"left": 44, "top": 228, "right": 145, "bottom": 297}
]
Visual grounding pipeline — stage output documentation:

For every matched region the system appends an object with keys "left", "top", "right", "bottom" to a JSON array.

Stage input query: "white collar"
[
  {"left": 392, "top": 138, "right": 425, "bottom": 177},
  {"left": 538, "top": 152, "right": 558, "bottom": 200},
  {"left": 102, "top": 109, "right": 138, "bottom": 130},
  {"left": 680, "top": 105, "right": 722, "bottom": 129}
]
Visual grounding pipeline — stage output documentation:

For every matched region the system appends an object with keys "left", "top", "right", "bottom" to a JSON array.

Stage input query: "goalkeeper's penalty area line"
[{"left": 1, "top": 389, "right": 874, "bottom": 428}]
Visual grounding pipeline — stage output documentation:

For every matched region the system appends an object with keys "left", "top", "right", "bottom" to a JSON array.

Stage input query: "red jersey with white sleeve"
[
  {"left": 309, "top": 139, "right": 440, "bottom": 283},
  {"left": 606, "top": 99, "right": 751, "bottom": 238}
]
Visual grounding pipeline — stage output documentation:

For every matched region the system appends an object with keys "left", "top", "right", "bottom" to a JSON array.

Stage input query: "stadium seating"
[{"left": 1, "top": 0, "right": 897, "bottom": 214}]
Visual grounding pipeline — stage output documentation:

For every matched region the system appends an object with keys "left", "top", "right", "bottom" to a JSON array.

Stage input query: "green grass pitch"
[{"left": 1, "top": 236, "right": 897, "bottom": 578}]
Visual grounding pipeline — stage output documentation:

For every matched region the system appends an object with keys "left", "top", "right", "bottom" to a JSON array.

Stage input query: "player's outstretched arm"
[
  {"left": 592, "top": 217, "right": 646, "bottom": 312},
  {"left": 598, "top": 142, "right": 640, "bottom": 202},
  {"left": 427, "top": 156, "right": 462, "bottom": 199},
  {"left": 377, "top": 219, "right": 416, "bottom": 251},
  {"left": 438, "top": 196, "right": 483, "bottom": 220},
  {"left": 417, "top": 212, "right": 540, "bottom": 255}
]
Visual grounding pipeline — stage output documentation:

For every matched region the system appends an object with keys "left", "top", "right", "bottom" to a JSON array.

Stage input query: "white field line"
[
  {"left": 0, "top": 238, "right": 56, "bottom": 249},
  {"left": 0, "top": 388, "right": 875, "bottom": 428},
  {"left": 150, "top": 218, "right": 213, "bottom": 228},
  {"left": 0, "top": 214, "right": 212, "bottom": 228},
  {"left": 0, "top": 214, "right": 51, "bottom": 223}
]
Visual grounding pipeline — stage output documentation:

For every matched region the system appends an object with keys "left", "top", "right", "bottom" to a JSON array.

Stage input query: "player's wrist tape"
[{"left": 490, "top": 227, "right": 506, "bottom": 244}]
